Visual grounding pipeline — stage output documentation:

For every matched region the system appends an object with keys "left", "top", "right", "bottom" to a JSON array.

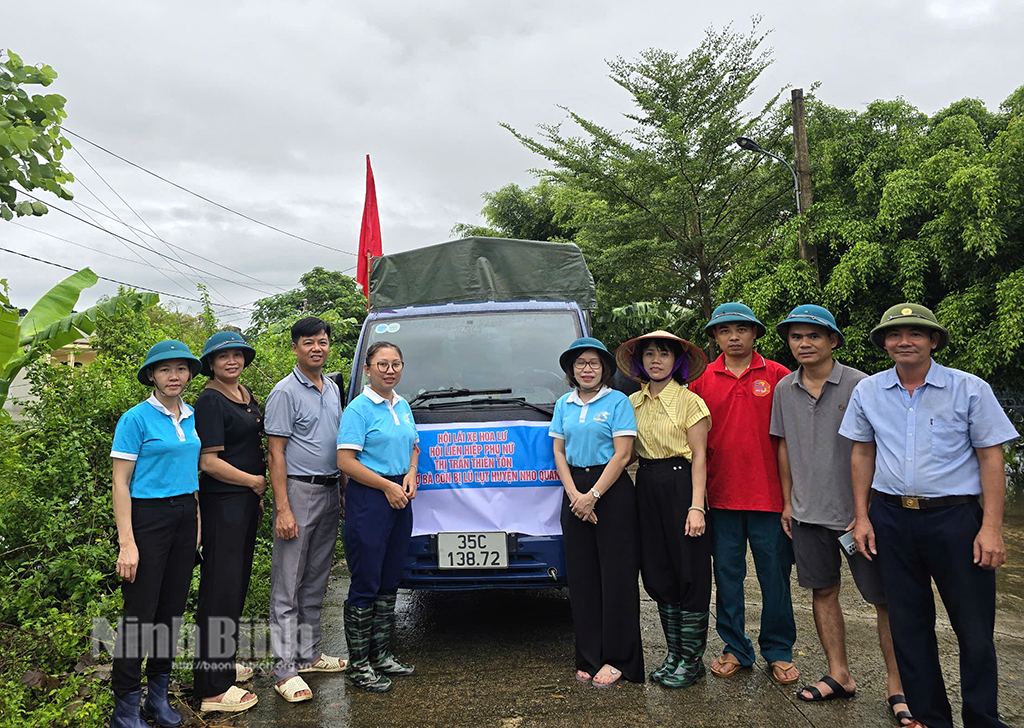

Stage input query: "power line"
[
  {"left": 71, "top": 200, "right": 292, "bottom": 290},
  {"left": 0, "top": 245, "right": 254, "bottom": 311},
  {"left": 69, "top": 149, "right": 237, "bottom": 308},
  {"left": 18, "top": 191, "right": 278, "bottom": 298},
  {"left": 64, "top": 128, "right": 357, "bottom": 257}
]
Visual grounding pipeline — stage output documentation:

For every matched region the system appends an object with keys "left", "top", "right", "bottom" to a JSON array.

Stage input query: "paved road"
[{"left": 217, "top": 545, "right": 1024, "bottom": 728}]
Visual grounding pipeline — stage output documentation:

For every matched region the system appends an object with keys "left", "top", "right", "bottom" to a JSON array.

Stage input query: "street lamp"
[{"left": 735, "top": 136, "right": 801, "bottom": 215}]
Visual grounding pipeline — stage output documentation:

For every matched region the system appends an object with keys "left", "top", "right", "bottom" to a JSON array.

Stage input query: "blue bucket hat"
[
  {"left": 558, "top": 337, "right": 615, "bottom": 375},
  {"left": 137, "top": 339, "right": 202, "bottom": 385},
  {"left": 704, "top": 302, "right": 767, "bottom": 339},
  {"left": 776, "top": 304, "right": 845, "bottom": 348},
  {"left": 200, "top": 331, "right": 256, "bottom": 377}
]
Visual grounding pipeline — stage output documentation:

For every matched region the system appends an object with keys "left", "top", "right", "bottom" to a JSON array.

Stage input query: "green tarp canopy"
[{"left": 368, "top": 237, "right": 597, "bottom": 310}]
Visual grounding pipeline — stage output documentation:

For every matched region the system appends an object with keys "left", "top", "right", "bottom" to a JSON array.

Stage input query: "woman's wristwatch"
[{"left": 590, "top": 488, "right": 601, "bottom": 500}]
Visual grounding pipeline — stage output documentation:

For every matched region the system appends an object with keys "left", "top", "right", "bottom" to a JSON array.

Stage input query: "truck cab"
[{"left": 347, "top": 237, "right": 596, "bottom": 589}]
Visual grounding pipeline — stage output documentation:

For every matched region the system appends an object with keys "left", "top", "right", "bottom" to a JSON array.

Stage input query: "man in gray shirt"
[
  {"left": 769, "top": 305, "right": 911, "bottom": 726},
  {"left": 264, "top": 317, "right": 347, "bottom": 703}
]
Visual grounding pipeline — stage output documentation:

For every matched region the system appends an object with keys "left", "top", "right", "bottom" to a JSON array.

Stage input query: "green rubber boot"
[
  {"left": 649, "top": 603, "right": 683, "bottom": 683},
  {"left": 343, "top": 602, "right": 392, "bottom": 693},
  {"left": 369, "top": 593, "right": 415, "bottom": 676},
  {"left": 657, "top": 610, "right": 708, "bottom": 689}
]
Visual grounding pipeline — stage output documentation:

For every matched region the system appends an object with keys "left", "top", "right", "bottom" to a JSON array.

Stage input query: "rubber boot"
[
  {"left": 369, "top": 592, "right": 415, "bottom": 676},
  {"left": 110, "top": 689, "right": 149, "bottom": 728},
  {"left": 650, "top": 603, "right": 682, "bottom": 683},
  {"left": 142, "top": 673, "right": 183, "bottom": 727},
  {"left": 344, "top": 601, "right": 392, "bottom": 692},
  {"left": 658, "top": 610, "right": 709, "bottom": 689}
]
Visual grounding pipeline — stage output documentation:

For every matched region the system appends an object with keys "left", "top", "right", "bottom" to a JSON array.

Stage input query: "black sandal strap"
[{"left": 820, "top": 675, "right": 845, "bottom": 696}]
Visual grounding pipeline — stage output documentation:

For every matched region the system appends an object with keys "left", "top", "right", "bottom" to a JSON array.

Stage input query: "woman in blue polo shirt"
[
  {"left": 337, "top": 341, "right": 419, "bottom": 693},
  {"left": 550, "top": 337, "right": 643, "bottom": 688},
  {"left": 109, "top": 340, "right": 202, "bottom": 728}
]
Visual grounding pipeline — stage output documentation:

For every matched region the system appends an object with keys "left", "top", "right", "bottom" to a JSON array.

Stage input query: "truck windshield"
[{"left": 354, "top": 310, "right": 580, "bottom": 406}]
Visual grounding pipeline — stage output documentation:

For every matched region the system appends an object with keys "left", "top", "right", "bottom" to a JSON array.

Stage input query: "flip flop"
[
  {"left": 575, "top": 670, "right": 592, "bottom": 683},
  {"left": 887, "top": 693, "right": 914, "bottom": 726},
  {"left": 235, "top": 663, "right": 254, "bottom": 682},
  {"left": 592, "top": 665, "right": 621, "bottom": 689},
  {"left": 274, "top": 675, "right": 313, "bottom": 703},
  {"left": 201, "top": 685, "right": 258, "bottom": 713},
  {"left": 797, "top": 675, "right": 856, "bottom": 702},
  {"left": 769, "top": 660, "right": 800, "bottom": 685},
  {"left": 710, "top": 653, "right": 748, "bottom": 678}
]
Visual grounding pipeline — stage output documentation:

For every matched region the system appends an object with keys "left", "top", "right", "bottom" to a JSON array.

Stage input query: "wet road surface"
[{"left": 220, "top": 546, "right": 1024, "bottom": 728}]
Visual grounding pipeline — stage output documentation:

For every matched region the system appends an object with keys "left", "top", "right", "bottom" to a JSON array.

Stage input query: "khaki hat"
[
  {"left": 615, "top": 330, "right": 708, "bottom": 384},
  {"left": 870, "top": 303, "right": 949, "bottom": 351}
]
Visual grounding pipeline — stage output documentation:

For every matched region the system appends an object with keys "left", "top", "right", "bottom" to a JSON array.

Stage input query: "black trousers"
[
  {"left": 112, "top": 495, "right": 198, "bottom": 697},
  {"left": 193, "top": 489, "right": 261, "bottom": 698},
  {"left": 635, "top": 457, "right": 712, "bottom": 611},
  {"left": 871, "top": 496, "right": 1009, "bottom": 728},
  {"left": 561, "top": 466, "right": 644, "bottom": 682}
]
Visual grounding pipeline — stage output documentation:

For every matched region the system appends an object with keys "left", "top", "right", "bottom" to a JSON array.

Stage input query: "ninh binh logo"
[{"left": 752, "top": 380, "right": 771, "bottom": 397}]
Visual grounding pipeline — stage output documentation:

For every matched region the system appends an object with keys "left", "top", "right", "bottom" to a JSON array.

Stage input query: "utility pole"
[{"left": 791, "top": 88, "right": 818, "bottom": 281}]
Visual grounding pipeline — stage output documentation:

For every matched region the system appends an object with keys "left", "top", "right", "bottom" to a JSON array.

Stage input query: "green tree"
[
  {"left": 451, "top": 180, "right": 577, "bottom": 241},
  {"left": 0, "top": 49, "right": 73, "bottom": 220},
  {"left": 720, "top": 90, "right": 1024, "bottom": 387},
  {"left": 502, "top": 20, "right": 796, "bottom": 344},
  {"left": 0, "top": 270, "right": 158, "bottom": 411},
  {"left": 247, "top": 268, "right": 365, "bottom": 340}
]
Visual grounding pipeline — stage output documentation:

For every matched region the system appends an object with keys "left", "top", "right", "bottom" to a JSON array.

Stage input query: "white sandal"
[
  {"left": 235, "top": 663, "right": 254, "bottom": 682},
  {"left": 200, "top": 685, "right": 258, "bottom": 713},
  {"left": 274, "top": 675, "right": 313, "bottom": 703},
  {"left": 298, "top": 654, "right": 347, "bottom": 673}
]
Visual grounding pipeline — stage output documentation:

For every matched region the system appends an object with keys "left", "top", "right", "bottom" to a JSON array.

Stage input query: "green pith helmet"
[
  {"left": 200, "top": 331, "right": 256, "bottom": 377},
  {"left": 869, "top": 303, "right": 949, "bottom": 352},
  {"left": 704, "top": 302, "right": 767, "bottom": 339},
  {"left": 137, "top": 340, "right": 202, "bottom": 385}
]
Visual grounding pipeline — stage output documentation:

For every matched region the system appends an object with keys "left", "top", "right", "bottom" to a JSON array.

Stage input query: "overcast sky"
[{"left": 3, "top": 0, "right": 1022, "bottom": 326}]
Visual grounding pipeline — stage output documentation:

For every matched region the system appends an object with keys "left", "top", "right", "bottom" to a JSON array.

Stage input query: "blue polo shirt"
[
  {"left": 264, "top": 366, "right": 343, "bottom": 476},
  {"left": 549, "top": 386, "right": 637, "bottom": 467},
  {"left": 111, "top": 394, "right": 201, "bottom": 499},
  {"left": 337, "top": 386, "right": 419, "bottom": 477},
  {"left": 839, "top": 361, "right": 1018, "bottom": 498}
]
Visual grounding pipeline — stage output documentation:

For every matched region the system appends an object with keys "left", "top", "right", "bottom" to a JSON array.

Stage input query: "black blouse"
[{"left": 194, "top": 386, "right": 266, "bottom": 494}]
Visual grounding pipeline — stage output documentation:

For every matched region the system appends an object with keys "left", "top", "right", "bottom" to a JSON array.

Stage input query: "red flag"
[{"left": 357, "top": 155, "right": 382, "bottom": 301}]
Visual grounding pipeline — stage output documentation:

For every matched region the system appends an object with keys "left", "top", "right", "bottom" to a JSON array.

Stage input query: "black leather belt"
[
  {"left": 289, "top": 474, "right": 341, "bottom": 486},
  {"left": 878, "top": 492, "right": 977, "bottom": 510}
]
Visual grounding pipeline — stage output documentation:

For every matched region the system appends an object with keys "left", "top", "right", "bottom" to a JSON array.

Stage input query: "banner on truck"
[{"left": 413, "top": 420, "right": 562, "bottom": 537}]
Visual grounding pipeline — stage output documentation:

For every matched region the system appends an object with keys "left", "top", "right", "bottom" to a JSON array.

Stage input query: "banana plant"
[
  {"left": 607, "top": 301, "right": 695, "bottom": 336},
  {"left": 0, "top": 268, "right": 158, "bottom": 412}
]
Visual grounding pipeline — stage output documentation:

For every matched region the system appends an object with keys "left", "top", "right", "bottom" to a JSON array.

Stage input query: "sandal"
[
  {"left": 575, "top": 670, "right": 592, "bottom": 683},
  {"left": 201, "top": 685, "right": 258, "bottom": 713},
  {"left": 710, "top": 653, "right": 747, "bottom": 678},
  {"left": 769, "top": 660, "right": 800, "bottom": 685},
  {"left": 888, "top": 694, "right": 914, "bottom": 726},
  {"left": 298, "top": 654, "right": 347, "bottom": 673},
  {"left": 797, "top": 675, "right": 855, "bottom": 702},
  {"left": 235, "top": 663, "right": 254, "bottom": 682},
  {"left": 592, "top": 664, "right": 622, "bottom": 689},
  {"left": 274, "top": 675, "right": 313, "bottom": 703}
]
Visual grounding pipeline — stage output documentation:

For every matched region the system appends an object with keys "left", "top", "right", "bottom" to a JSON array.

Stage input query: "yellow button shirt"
[{"left": 629, "top": 379, "right": 712, "bottom": 461}]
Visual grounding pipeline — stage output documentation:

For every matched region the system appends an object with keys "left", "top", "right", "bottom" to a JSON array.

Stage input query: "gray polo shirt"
[
  {"left": 264, "top": 366, "right": 343, "bottom": 476},
  {"left": 769, "top": 361, "right": 867, "bottom": 529}
]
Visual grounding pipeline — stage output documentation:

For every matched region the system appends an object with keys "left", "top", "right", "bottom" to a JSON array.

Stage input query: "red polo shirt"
[{"left": 688, "top": 352, "right": 790, "bottom": 512}]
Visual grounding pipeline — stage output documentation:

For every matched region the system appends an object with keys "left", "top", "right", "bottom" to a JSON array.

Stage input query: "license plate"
[{"left": 437, "top": 531, "right": 508, "bottom": 569}]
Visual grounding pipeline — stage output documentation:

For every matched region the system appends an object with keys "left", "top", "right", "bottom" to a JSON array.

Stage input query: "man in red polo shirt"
[{"left": 689, "top": 302, "right": 798, "bottom": 684}]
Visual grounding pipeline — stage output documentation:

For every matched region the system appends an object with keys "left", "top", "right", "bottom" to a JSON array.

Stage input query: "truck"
[{"left": 346, "top": 236, "right": 597, "bottom": 590}]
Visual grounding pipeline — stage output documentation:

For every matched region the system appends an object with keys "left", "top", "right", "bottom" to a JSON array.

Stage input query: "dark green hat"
[
  {"left": 704, "top": 302, "right": 767, "bottom": 339},
  {"left": 870, "top": 303, "right": 949, "bottom": 352},
  {"left": 137, "top": 339, "right": 202, "bottom": 385},
  {"left": 776, "top": 304, "right": 844, "bottom": 348},
  {"left": 558, "top": 337, "right": 615, "bottom": 375},
  {"left": 200, "top": 331, "right": 256, "bottom": 377}
]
